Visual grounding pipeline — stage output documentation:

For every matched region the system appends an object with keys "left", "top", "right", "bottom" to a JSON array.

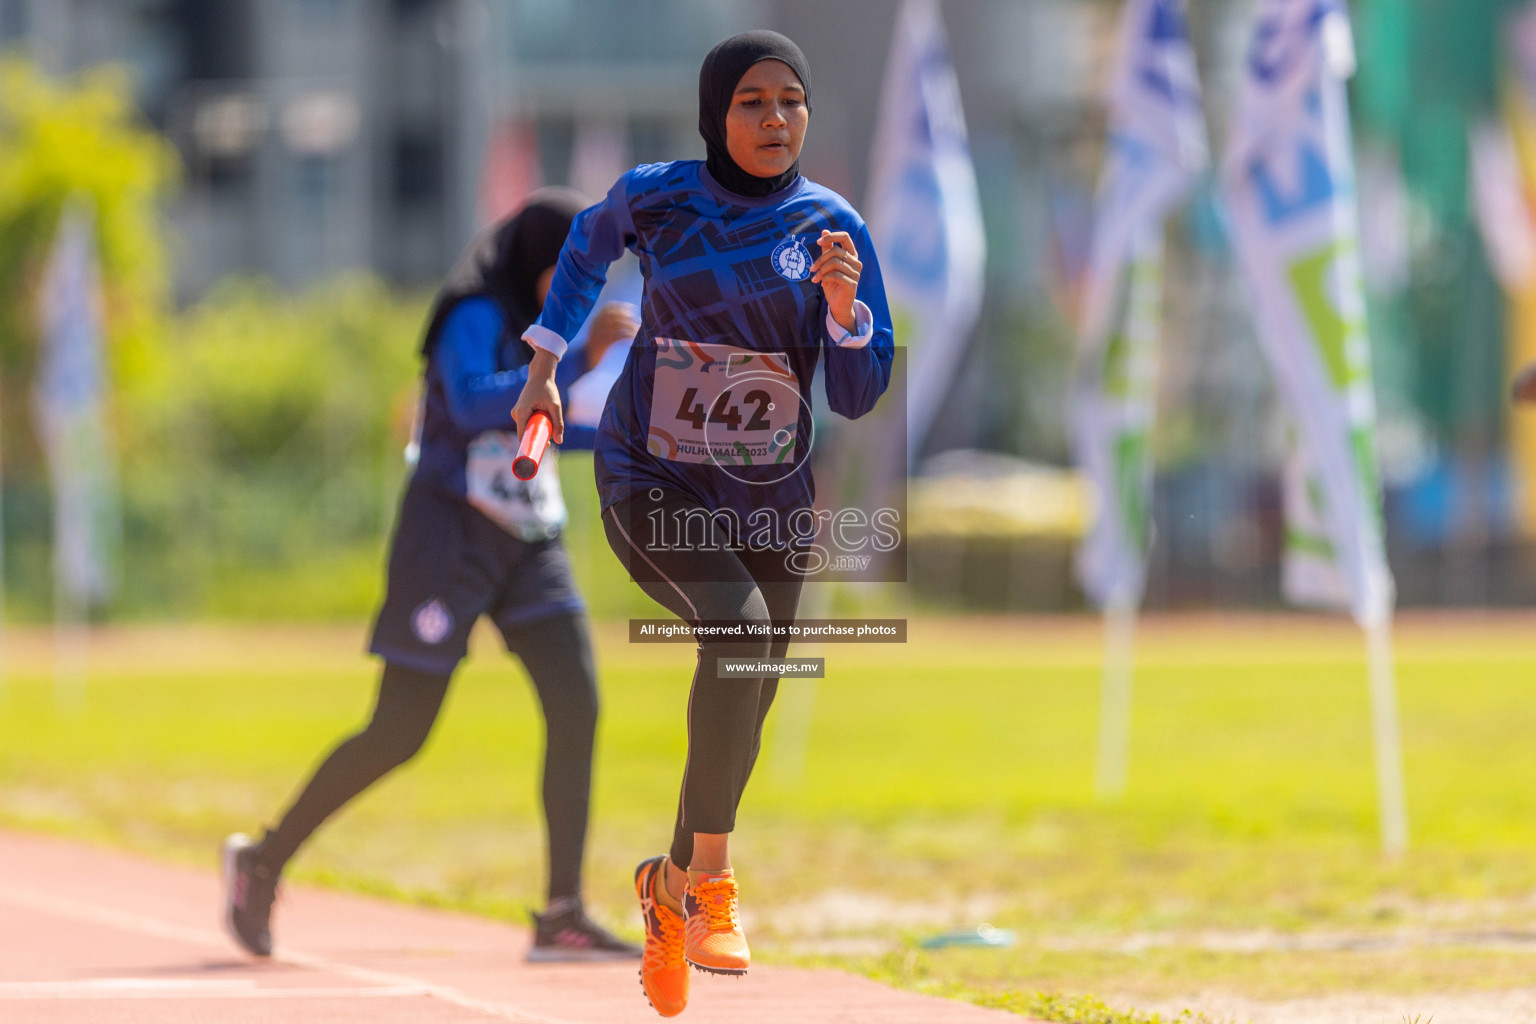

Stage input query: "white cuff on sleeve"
[
  {"left": 825, "top": 300, "right": 875, "bottom": 349},
  {"left": 522, "top": 324, "right": 569, "bottom": 359}
]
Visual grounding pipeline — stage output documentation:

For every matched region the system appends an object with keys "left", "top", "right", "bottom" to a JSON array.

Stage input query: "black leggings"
[
  {"left": 257, "top": 612, "right": 598, "bottom": 901},
  {"left": 603, "top": 491, "right": 804, "bottom": 869}
]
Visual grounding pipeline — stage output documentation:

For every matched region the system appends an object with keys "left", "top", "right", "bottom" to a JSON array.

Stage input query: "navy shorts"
[{"left": 369, "top": 483, "right": 584, "bottom": 674}]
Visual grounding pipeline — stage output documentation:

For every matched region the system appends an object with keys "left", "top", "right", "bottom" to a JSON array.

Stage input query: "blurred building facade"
[
  {"left": 0, "top": 0, "right": 1122, "bottom": 308},
  {"left": 1, "top": 0, "right": 497, "bottom": 296}
]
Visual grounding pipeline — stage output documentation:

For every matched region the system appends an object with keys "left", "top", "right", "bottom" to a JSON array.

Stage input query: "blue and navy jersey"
[
  {"left": 413, "top": 298, "right": 593, "bottom": 499},
  {"left": 526, "top": 160, "right": 895, "bottom": 521}
]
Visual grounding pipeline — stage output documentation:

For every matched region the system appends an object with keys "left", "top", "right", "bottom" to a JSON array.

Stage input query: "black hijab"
[
  {"left": 698, "top": 30, "right": 812, "bottom": 198},
  {"left": 422, "top": 187, "right": 588, "bottom": 353}
]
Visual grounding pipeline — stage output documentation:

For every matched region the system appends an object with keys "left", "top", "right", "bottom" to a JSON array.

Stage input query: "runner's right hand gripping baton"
[{"left": 513, "top": 411, "right": 552, "bottom": 481}]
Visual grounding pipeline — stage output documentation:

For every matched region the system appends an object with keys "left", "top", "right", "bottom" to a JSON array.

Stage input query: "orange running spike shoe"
[
  {"left": 683, "top": 869, "right": 749, "bottom": 975},
  {"left": 634, "top": 856, "right": 689, "bottom": 1017}
]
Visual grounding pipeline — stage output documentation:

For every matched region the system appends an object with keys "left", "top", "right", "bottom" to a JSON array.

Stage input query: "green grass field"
[{"left": 3, "top": 613, "right": 1536, "bottom": 1021}]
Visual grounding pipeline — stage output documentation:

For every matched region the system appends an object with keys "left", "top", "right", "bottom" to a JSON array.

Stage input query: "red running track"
[{"left": 0, "top": 830, "right": 1027, "bottom": 1023}]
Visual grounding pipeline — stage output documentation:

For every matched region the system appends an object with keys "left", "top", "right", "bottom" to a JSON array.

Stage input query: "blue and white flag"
[
  {"left": 33, "top": 200, "right": 119, "bottom": 608},
  {"left": 1073, "top": 0, "right": 1208, "bottom": 611},
  {"left": 866, "top": 0, "right": 986, "bottom": 466},
  {"left": 1221, "top": 0, "right": 1393, "bottom": 626}
]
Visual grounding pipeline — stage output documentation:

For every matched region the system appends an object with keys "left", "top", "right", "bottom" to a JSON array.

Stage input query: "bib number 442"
[{"left": 674, "top": 386, "right": 773, "bottom": 432}]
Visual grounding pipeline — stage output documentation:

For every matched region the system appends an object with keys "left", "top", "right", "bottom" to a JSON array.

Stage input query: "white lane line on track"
[
  {"left": 0, "top": 979, "right": 432, "bottom": 1000},
  {"left": 0, "top": 883, "right": 568, "bottom": 1024}
]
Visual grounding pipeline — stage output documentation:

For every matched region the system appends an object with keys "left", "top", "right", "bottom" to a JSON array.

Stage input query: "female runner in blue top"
[{"left": 513, "top": 31, "right": 894, "bottom": 1016}]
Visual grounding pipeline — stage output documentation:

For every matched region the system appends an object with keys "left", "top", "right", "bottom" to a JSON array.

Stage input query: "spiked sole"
[
  {"left": 635, "top": 857, "right": 689, "bottom": 1016},
  {"left": 686, "top": 958, "right": 748, "bottom": 976},
  {"left": 638, "top": 974, "right": 686, "bottom": 1017}
]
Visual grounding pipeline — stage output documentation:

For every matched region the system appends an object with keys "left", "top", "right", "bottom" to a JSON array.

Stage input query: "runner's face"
[{"left": 724, "top": 60, "right": 807, "bottom": 180}]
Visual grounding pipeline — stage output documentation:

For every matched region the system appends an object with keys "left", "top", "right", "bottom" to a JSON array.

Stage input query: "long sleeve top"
[{"left": 522, "top": 160, "right": 895, "bottom": 524}]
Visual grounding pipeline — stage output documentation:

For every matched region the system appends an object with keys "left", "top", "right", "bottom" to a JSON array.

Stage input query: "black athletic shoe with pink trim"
[
  {"left": 528, "top": 898, "right": 642, "bottom": 962},
  {"left": 221, "top": 833, "right": 277, "bottom": 957}
]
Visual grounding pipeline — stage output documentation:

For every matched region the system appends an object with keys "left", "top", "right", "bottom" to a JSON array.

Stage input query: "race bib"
[
  {"left": 465, "top": 430, "right": 568, "bottom": 541},
  {"left": 647, "top": 339, "right": 801, "bottom": 468}
]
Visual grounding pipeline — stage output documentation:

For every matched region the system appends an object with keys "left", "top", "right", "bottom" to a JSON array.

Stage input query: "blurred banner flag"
[
  {"left": 478, "top": 120, "right": 542, "bottom": 226},
  {"left": 1495, "top": 3, "right": 1536, "bottom": 536},
  {"left": 1073, "top": 0, "right": 1208, "bottom": 612},
  {"left": 1222, "top": 0, "right": 1404, "bottom": 852},
  {"left": 866, "top": 0, "right": 985, "bottom": 465},
  {"left": 32, "top": 199, "right": 120, "bottom": 611},
  {"left": 1220, "top": 0, "right": 1393, "bottom": 628},
  {"left": 1508, "top": 4, "right": 1536, "bottom": 216},
  {"left": 1471, "top": 121, "right": 1536, "bottom": 293},
  {"left": 569, "top": 119, "right": 630, "bottom": 204}
]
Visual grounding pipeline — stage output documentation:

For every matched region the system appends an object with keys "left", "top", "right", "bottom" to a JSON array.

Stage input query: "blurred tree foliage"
[
  {"left": 1, "top": 271, "right": 429, "bottom": 621},
  {"left": 0, "top": 57, "right": 178, "bottom": 475},
  {"left": 115, "top": 277, "right": 425, "bottom": 619},
  {"left": 0, "top": 57, "right": 433, "bottom": 620}
]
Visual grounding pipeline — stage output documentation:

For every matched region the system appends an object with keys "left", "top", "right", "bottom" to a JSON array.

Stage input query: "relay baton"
[{"left": 513, "top": 411, "right": 552, "bottom": 480}]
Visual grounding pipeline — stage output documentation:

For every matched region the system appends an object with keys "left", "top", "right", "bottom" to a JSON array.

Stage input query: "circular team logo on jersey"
[
  {"left": 771, "top": 237, "right": 812, "bottom": 282},
  {"left": 412, "top": 598, "right": 454, "bottom": 645}
]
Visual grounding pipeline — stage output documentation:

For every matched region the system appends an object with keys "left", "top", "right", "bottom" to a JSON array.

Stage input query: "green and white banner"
[
  {"left": 1220, "top": 0, "right": 1394, "bottom": 626},
  {"left": 1075, "top": 230, "right": 1163, "bottom": 610},
  {"left": 1074, "top": 0, "right": 1207, "bottom": 610}
]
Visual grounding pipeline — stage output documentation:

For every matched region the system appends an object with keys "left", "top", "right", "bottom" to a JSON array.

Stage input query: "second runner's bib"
[{"left": 465, "top": 430, "right": 568, "bottom": 541}]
